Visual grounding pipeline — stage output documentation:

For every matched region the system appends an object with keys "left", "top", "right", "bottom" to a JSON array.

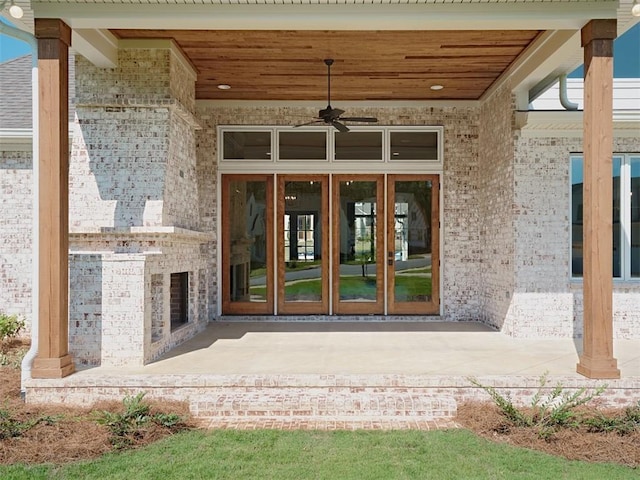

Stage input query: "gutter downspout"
[
  {"left": 0, "top": 22, "right": 39, "bottom": 399},
  {"left": 559, "top": 74, "right": 579, "bottom": 111}
]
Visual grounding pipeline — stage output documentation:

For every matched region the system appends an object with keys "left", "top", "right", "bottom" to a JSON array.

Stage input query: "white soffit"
[{"left": 30, "top": 1, "right": 617, "bottom": 30}]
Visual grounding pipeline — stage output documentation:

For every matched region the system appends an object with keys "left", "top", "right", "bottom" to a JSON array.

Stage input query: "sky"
[{"left": 1, "top": 19, "right": 639, "bottom": 76}]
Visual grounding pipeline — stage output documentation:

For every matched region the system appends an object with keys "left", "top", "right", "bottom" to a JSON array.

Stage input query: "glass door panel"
[
  {"left": 387, "top": 175, "right": 439, "bottom": 314},
  {"left": 222, "top": 175, "right": 273, "bottom": 314},
  {"left": 277, "top": 175, "right": 329, "bottom": 314},
  {"left": 332, "top": 175, "right": 384, "bottom": 314}
]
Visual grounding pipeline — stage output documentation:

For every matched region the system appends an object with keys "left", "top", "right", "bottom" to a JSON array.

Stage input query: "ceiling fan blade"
[
  {"left": 339, "top": 117, "right": 378, "bottom": 123},
  {"left": 331, "top": 121, "right": 350, "bottom": 133},
  {"left": 294, "top": 120, "right": 323, "bottom": 128}
]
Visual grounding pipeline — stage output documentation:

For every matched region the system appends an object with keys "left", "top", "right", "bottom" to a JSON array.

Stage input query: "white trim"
[
  {"left": 72, "top": 29, "right": 118, "bottom": 68},
  {"left": 218, "top": 125, "right": 444, "bottom": 174},
  {"left": 32, "top": 2, "right": 618, "bottom": 30},
  {"left": 0, "top": 129, "right": 33, "bottom": 151}
]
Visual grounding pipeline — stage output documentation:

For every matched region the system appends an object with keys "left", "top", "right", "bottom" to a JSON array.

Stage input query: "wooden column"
[
  {"left": 576, "top": 19, "right": 619, "bottom": 379},
  {"left": 31, "top": 19, "right": 75, "bottom": 378}
]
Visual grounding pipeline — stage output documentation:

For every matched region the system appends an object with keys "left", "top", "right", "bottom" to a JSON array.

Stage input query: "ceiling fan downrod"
[{"left": 324, "top": 58, "right": 334, "bottom": 109}]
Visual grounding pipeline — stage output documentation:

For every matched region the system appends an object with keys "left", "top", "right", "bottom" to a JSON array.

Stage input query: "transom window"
[
  {"left": 571, "top": 154, "right": 640, "bottom": 280},
  {"left": 218, "top": 127, "right": 442, "bottom": 167}
]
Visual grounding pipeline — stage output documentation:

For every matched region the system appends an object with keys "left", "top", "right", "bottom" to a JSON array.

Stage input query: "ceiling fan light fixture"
[
  {"left": 633, "top": 0, "right": 640, "bottom": 17},
  {"left": 217, "top": 84, "right": 231, "bottom": 90},
  {"left": 430, "top": 84, "right": 444, "bottom": 91}
]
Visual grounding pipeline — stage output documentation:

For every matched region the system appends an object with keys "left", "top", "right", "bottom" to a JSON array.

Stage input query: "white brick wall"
[
  {"left": 477, "top": 83, "right": 515, "bottom": 331},
  {"left": 67, "top": 47, "right": 211, "bottom": 367},
  {"left": 0, "top": 150, "right": 33, "bottom": 329}
]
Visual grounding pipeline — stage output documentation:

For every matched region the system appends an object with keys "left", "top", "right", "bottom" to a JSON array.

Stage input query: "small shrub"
[
  {"left": 0, "top": 408, "right": 60, "bottom": 439},
  {"left": 0, "top": 313, "right": 25, "bottom": 342},
  {"left": 469, "top": 373, "right": 607, "bottom": 438},
  {"left": 0, "top": 346, "right": 28, "bottom": 368},
  {"left": 94, "top": 392, "right": 188, "bottom": 449},
  {"left": 585, "top": 401, "right": 640, "bottom": 435}
]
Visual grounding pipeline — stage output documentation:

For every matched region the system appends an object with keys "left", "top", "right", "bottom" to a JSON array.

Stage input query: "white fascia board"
[
  {"left": 32, "top": 2, "right": 617, "bottom": 31},
  {"left": 72, "top": 29, "right": 118, "bottom": 68}
]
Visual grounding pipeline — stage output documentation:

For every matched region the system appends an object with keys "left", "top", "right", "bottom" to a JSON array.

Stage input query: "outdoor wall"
[
  {"left": 68, "top": 45, "right": 212, "bottom": 367},
  {"left": 513, "top": 134, "right": 640, "bottom": 339},
  {"left": 195, "top": 103, "right": 483, "bottom": 321},
  {"left": 0, "top": 150, "right": 33, "bottom": 330},
  {"left": 477, "top": 84, "right": 516, "bottom": 332},
  {"left": 477, "top": 85, "right": 582, "bottom": 338}
]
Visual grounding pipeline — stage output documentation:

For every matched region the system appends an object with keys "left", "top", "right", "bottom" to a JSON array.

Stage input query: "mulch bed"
[
  {"left": 0, "top": 340, "right": 194, "bottom": 465},
  {"left": 456, "top": 401, "right": 640, "bottom": 468},
  {"left": 2, "top": 339, "right": 639, "bottom": 467}
]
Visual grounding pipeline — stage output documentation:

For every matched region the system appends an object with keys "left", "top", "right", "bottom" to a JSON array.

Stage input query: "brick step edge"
[
  {"left": 190, "top": 394, "right": 457, "bottom": 419},
  {"left": 199, "top": 417, "right": 461, "bottom": 431}
]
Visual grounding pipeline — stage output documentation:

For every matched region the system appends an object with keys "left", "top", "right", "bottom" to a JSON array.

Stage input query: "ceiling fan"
[{"left": 294, "top": 59, "right": 378, "bottom": 132}]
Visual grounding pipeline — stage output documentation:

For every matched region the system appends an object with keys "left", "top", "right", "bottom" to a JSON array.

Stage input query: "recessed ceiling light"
[
  {"left": 430, "top": 84, "right": 444, "bottom": 91},
  {"left": 217, "top": 84, "right": 231, "bottom": 90}
]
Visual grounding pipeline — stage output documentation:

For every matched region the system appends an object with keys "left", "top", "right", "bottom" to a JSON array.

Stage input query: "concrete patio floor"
[
  {"left": 89, "top": 321, "right": 640, "bottom": 378},
  {"left": 26, "top": 321, "right": 640, "bottom": 426}
]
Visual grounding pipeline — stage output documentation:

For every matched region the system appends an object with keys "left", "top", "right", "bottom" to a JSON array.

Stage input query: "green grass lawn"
[{"left": 2, "top": 429, "right": 638, "bottom": 480}]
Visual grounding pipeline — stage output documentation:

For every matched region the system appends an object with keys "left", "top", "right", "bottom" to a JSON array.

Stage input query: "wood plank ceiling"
[{"left": 111, "top": 29, "right": 541, "bottom": 101}]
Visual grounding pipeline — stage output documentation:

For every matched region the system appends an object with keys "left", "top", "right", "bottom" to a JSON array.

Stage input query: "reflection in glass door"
[
  {"left": 387, "top": 175, "right": 439, "bottom": 314},
  {"left": 277, "top": 176, "right": 329, "bottom": 314},
  {"left": 332, "top": 175, "right": 384, "bottom": 314},
  {"left": 222, "top": 175, "right": 273, "bottom": 314}
]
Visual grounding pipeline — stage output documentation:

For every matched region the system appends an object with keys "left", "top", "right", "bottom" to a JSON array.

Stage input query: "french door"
[
  {"left": 221, "top": 174, "right": 439, "bottom": 315},
  {"left": 387, "top": 175, "right": 440, "bottom": 314},
  {"left": 277, "top": 175, "right": 330, "bottom": 314},
  {"left": 332, "top": 175, "right": 385, "bottom": 314}
]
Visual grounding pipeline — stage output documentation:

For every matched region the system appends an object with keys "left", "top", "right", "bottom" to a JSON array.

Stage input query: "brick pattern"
[
  {"left": 24, "top": 372, "right": 640, "bottom": 425},
  {"left": 477, "top": 84, "right": 515, "bottom": 331},
  {"left": 151, "top": 273, "right": 163, "bottom": 343},
  {"left": 511, "top": 136, "right": 640, "bottom": 337},
  {"left": 0, "top": 151, "right": 33, "bottom": 330},
  {"left": 68, "top": 255, "right": 103, "bottom": 365},
  {"left": 71, "top": 105, "right": 169, "bottom": 229},
  {"left": 67, "top": 47, "right": 210, "bottom": 367}
]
